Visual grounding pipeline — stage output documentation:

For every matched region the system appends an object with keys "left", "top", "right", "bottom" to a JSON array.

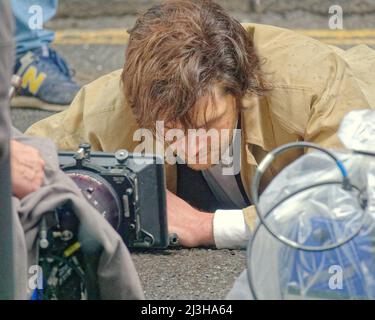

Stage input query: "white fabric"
[{"left": 213, "top": 209, "right": 250, "bottom": 249}]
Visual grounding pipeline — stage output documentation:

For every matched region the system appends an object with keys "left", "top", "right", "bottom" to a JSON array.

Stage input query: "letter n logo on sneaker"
[{"left": 21, "top": 66, "right": 47, "bottom": 95}]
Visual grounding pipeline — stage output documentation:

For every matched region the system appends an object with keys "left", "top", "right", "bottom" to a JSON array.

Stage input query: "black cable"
[{"left": 40, "top": 253, "right": 88, "bottom": 300}]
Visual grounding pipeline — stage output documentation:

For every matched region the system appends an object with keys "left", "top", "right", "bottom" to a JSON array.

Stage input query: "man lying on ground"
[{"left": 26, "top": 0, "right": 375, "bottom": 249}]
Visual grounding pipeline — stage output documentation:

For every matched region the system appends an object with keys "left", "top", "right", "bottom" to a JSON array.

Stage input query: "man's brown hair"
[{"left": 123, "top": 0, "right": 264, "bottom": 130}]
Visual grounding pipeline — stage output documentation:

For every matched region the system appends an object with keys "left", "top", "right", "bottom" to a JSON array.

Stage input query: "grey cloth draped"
[{"left": 0, "top": 0, "right": 16, "bottom": 299}]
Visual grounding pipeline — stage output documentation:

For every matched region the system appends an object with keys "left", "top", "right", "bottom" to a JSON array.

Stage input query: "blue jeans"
[{"left": 11, "top": 0, "right": 58, "bottom": 59}]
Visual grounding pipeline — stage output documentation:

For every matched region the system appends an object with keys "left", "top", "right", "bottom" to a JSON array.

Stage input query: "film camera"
[
  {"left": 58, "top": 143, "right": 170, "bottom": 249},
  {"left": 35, "top": 144, "right": 171, "bottom": 300}
]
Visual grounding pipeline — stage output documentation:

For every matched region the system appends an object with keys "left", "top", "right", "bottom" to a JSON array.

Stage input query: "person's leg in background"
[
  {"left": 10, "top": 0, "right": 80, "bottom": 111},
  {"left": 12, "top": 0, "right": 57, "bottom": 59},
  {"left": 0, "top": 0, "right": 16, "bottom": 300}
]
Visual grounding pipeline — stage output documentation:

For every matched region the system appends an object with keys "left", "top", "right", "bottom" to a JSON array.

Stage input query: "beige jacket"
[{"left": 26, "top": 23, "right": 375, "bottom": 232}]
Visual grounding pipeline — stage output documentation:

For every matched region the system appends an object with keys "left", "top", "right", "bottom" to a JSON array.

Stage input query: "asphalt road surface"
[{"left": 10, "top": 11, "right": 375, "bottom": 299}]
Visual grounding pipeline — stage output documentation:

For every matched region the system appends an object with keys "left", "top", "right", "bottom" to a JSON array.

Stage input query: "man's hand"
[
  {"left": 166, "top": 190, "right": 215, "bottom": 248},
  {"left": 11, "top": 140, "right": 45, "bottom": 199}
]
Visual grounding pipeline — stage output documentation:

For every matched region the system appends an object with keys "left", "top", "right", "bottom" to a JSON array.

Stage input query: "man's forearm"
[
  {"left": 167, "top": 190, "right": 253, "bottom": 249},
  {"left": 195, "top": 211, "right": 215, "bottom": 246},
  {"left": 194, "top": 210, "right": 251, "bottom": 249}
]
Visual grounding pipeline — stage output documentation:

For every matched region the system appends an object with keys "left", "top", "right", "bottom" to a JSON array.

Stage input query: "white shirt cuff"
[{"left": 213, "top": 209, "right": 250, "bottom": 249}]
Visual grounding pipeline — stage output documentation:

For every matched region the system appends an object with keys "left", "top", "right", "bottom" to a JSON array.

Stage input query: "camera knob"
[
  {"left": 75, "top": 143, "right": 91, "bottom": 161},
  {"left": 79, "top": 143, "right": 91, "bottom": 154},
  {"left": 115, "top": 149, "right": 129, "bottom": 164}
]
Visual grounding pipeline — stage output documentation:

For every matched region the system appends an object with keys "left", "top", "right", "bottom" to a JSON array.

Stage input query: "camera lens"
[{"left": 67, "top": 170, "right": 122, "bottom": 231}]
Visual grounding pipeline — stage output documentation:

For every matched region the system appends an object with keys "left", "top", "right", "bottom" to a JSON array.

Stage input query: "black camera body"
[{"left": 58, "top": 144, "right": 169, "bottom": 249}]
